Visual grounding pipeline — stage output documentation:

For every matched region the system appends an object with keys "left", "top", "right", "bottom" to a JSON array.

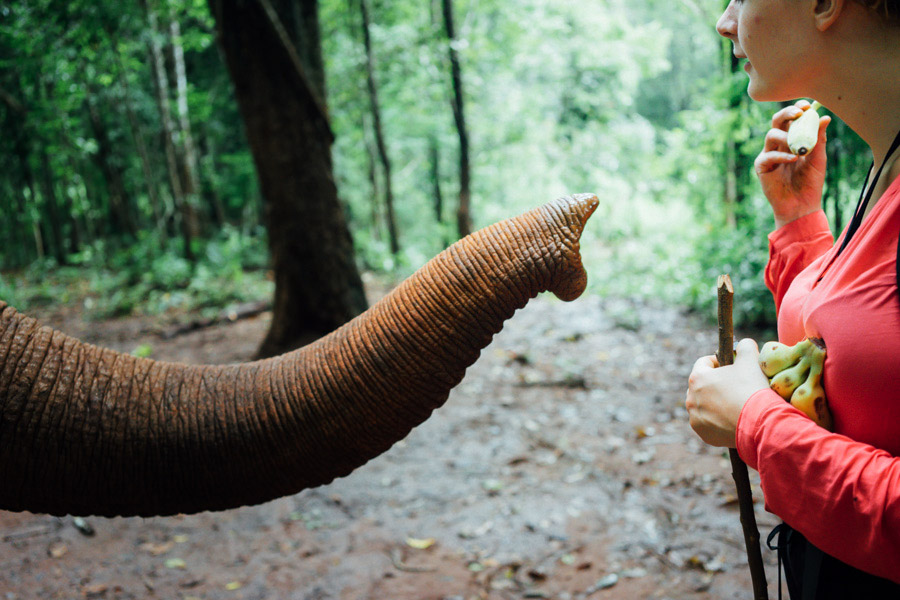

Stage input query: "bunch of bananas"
[{"left": 758, "top": 338, "right": 833, "bottom": 430}]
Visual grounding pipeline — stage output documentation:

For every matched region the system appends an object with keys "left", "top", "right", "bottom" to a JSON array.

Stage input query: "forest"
[{"left": 0, "top": 0, "right": 869, "bottom": 338}]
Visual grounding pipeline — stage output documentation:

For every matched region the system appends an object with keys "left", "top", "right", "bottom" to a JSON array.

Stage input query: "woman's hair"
[{"left": 855, "top": 0, "right": 899, "bottom": 21}]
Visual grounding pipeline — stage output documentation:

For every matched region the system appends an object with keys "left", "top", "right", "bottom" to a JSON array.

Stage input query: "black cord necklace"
[{"left": 834, "top": 126, "right": 900, "bottom": 259}]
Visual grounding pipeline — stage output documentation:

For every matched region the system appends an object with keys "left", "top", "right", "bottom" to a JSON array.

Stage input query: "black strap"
[
  {"left": 835, "top": 126, "right": 900, "bottom": 258},
  {"left": 767, "top": 525, "right": 785, "bottom": 600}
]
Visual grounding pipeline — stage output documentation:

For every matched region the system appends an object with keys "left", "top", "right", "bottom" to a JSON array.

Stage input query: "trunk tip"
[
  {"left": 543, "top": 193, "right": 599, "bottom": 302},
  {"left": 569, "top": 193, "right": 600, "bottom": 226}
]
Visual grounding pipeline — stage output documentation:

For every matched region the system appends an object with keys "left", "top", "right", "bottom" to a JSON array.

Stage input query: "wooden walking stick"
[{"left": 717, "top": 275, "right": 768, "bottom": 600}]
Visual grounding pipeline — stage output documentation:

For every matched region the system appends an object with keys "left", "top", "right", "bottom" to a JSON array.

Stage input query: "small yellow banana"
[
  {"left": 758, "top": 338, "right": 812, "bottom": 377},
  {"left": 787, "top": 100, "right": 822, "bottom": 156},
  {"left": 769, "top": 355, "right": 811, "bottom": 400},
  {"left": 790, "top": 350, "right": 832, "bottom": 430}
]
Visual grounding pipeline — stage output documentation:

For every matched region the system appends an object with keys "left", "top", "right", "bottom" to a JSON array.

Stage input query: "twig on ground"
[{"left": 389, "top": 547, "right": 436, "bottom": 573}]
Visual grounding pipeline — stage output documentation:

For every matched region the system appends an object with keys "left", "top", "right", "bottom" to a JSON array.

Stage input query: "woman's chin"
[{"left": 746, "top": 79, "right": 779, "bottom": 103}]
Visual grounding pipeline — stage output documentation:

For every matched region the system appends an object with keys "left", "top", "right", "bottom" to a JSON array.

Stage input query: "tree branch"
[{"left": 0, "top": 86, "right": 27, "bottom": 115}]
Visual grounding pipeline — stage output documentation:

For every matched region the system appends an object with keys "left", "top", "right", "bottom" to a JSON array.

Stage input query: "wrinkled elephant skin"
[{"left": 0, "top": 194, "right": 598, "bottom": 517}]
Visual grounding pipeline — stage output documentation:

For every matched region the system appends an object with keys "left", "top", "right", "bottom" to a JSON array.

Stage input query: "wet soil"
[{"left": 0, "top": 287, "right": 782, "bottom": 599}]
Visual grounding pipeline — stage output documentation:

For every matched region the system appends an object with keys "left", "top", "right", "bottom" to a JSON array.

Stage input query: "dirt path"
[{"left": 0, "top": 292, "right": 781, "bottom": 599}]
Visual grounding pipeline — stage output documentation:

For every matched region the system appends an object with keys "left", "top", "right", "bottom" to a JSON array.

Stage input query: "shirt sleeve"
[
  {"left": 764, "top": 210, "right": 834, "bottom": 313},
  {"left": 736, "top": 389, "right": 900, "bottom": 583}
]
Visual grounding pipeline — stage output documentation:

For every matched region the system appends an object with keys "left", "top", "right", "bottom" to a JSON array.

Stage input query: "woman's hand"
[
  {"left": 755, "top": 100, "right": 832, "bottom": 229},
  {"left": 685, "top": 339, "right": 770, "bottom": 448}
]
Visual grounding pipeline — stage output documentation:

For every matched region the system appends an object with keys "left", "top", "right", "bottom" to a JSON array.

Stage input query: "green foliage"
[
  {"left": 2, "top": 0, "right": 871, "bottom": 330},
  {"left": 131, "top": 343, "right": 154, "bottom": 358},
  {"left": 687, "top": 196, "right": 778, "bottom": 328},
  {"left": 4, "top": 227, "right": 272, "bottom": 320}
]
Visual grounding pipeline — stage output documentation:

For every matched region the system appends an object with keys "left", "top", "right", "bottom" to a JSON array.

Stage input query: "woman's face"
[{"left": 716, "top": 0, "right": 819, "bottom": 101}]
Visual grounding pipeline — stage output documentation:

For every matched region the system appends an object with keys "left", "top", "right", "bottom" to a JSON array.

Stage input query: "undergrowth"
[{"left": 0, "top": 226, "right": 273, "bottom": 321}]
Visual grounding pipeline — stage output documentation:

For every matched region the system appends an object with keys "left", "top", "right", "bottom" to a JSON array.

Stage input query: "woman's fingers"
[
  {"left": 771, "top": 103, "right": 806, "bottom": 131},
  {"left": 691, "top": 354, "right": 719, "bottom": 375},
  {"left": 756, "top": 112, "right": 830, "bottom": 176},
  {"left": 755, "top": 150, "right": 799, "bottom": 174},
  {"left": 757, "top": 128, "right": 798, "bottom": 173},
  {"left": 762, "top": 127, "right": 789, "bottom": 151}
]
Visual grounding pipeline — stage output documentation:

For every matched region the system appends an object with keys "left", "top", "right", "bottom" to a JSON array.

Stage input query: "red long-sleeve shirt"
[{"left": 736, "top": 176, "right": 900, "bottom": 582}]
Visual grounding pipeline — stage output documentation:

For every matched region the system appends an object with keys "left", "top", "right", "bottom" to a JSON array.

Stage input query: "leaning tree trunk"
[
  {"left": 210, "top": 0, "right": 368, "bottom": 358},
  {"left": 442, "top": 0, "right": 473, "bottom": 239},
  {"left": 359, "top": 0, "right": 399, "bottom": 256},
  {"left": 0, "top": 194, "right": 598, "bottom": 517}
]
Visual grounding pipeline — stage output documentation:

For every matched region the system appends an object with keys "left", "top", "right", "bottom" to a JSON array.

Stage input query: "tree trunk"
[
  {"left": 363, "top": 115, "right": 382, "bottom": 243},
  {"left": 824, "top": 120, "right": 845, "bottom": 235},
  {"left": 2, "top": 89, "right": 45, "bottom": 263},
  {"left": 429, "top": 136, "right": 449, "bottom": 248},
  {"left": 169, "top": 16, "right": 205, "bottom": 229},
  {"left": 37, "top": 148, "right": 67, "bottom": 265},
  {"left": 84, "top": 88, "right": 137, "bottom": 238},
  {"left": 441, "top": 0, "right": 472, "bottom": 239},
  {"left": 113, "top": 43, "right": 167, "bottom": 239},
  {"left": 144, "top": 0, "right": 195, "bottom": 260},
  {"left": 358, "top": 0, "right": 399, "bottom": 256},
  {"left": 722, "top": 43, "right": 747, "bottom": 228},
  {"left": 209, "top": 0, "right": 367, "bottom": 357},
  {"left": 200, "top": 135, "right": 228, "bottom": 226}
]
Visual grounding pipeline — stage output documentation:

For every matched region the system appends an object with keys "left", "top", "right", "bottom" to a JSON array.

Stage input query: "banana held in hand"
[
  {"left": 787, "top": 101, "right": 822, "bottom": 156},
  {"left": 758, "top": 337, "right": 833, "bottom": 430}
]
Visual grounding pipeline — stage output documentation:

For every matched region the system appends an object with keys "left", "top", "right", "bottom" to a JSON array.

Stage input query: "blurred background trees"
[{"left": 0, "top": 0, "right": 869, "bottom": 337}]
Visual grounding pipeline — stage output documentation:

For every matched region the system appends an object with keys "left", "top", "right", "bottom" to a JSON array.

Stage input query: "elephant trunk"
[{"left": 0, "top": 194, "right": 598, "bottom": 517}]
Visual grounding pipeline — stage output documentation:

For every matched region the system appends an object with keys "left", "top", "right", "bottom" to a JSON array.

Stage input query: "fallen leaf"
[
  {"left": 405, "top": 537, "right": 436, "bottom": 550},
  {"left": 173, "top": 535, "right": 189, "bottom": 543},
  {"left": 81, "top": 583, "right": 108, "bottom": 597},
  {"left": 164, "top": 558, "right": 187, "bottom": 570},
  {"left": 585, "top": 573, "right": 618, "bottom": 594},
  {"left": 225, "top": 581, "right": 242, "bottom": 591},
  {"left": 481, "top": 479, "right": 504, "bottom": 494},
  {"left": 48, "top": 542, "right": 68, "bottom": 558},
  {"left": 141, "top": 541, "right": 175, "bottom": 556},
  {"left": 179, "top": 577, "right": 204, "bottom": 589}
]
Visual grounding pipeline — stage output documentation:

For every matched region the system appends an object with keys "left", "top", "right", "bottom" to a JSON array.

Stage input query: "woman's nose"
[{"left": 716, "top": 1, "right": 738, "bottom": 39}]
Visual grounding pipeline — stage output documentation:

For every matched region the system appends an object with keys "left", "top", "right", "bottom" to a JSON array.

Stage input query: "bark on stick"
[{"left": 717, "top": 275, "right": 768, "bottom": 600}]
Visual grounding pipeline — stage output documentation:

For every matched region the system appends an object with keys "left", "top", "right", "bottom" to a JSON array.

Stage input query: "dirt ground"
[{"left": 0, "top": 283, "right": 783, "bottom": 599}]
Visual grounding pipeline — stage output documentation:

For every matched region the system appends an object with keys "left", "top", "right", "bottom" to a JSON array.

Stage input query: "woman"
[{"left": 684, "top": 0, "right": 900, "bottom": 595}]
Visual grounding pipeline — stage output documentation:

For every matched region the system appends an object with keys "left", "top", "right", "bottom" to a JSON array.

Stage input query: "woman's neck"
[{"left": 814, "top": 15, "right": 900, "bottom": 167}]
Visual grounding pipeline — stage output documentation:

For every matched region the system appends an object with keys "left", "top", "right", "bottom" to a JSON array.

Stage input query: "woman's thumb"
[{"left": 734, "top": 338, "right": 760, "bottom": 366}]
